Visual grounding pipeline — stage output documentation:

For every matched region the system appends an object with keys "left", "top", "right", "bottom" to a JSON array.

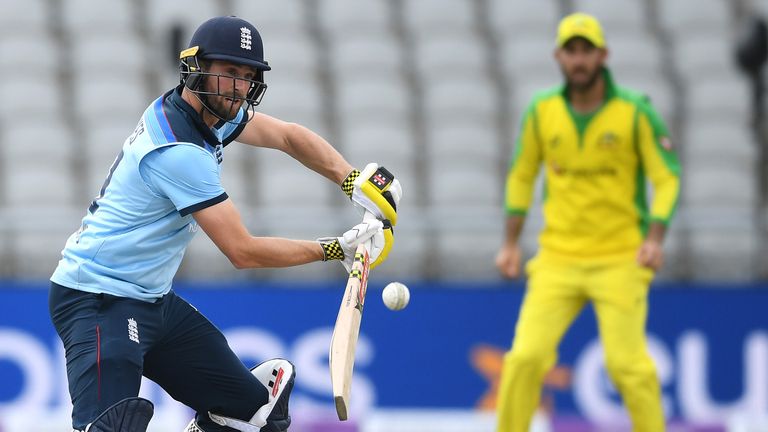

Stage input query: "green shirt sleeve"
[
  {"left": 505, "top": 101, "right": 542, "bottom": 215},
  {"left": 636, "top": 99, "right": 681, "bottom": 225}
]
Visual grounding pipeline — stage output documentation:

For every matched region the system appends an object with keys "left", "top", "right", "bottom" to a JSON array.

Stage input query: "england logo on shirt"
[{"left": 215, "top": 144, "right": 223, "bottom": 164}]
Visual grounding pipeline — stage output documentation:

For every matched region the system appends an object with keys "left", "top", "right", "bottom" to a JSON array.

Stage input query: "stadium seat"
[
  {"left": 331, "top": 34, "right": 404, "bottom": 79},
  {"left": 431, "top": 206, "right": 504, "bottom": 280},
  {"left": 486, "top": 0, "right": 559, "bottom": 38},
  {"left": 673, "top": 35, "right": 738, "bottom": 80},
  {"left": 71, "top": 34, "right": 147, "bottom": 76},
  {"left": 683, "top": 122, "right": 756, "bottom": 167},
  {"left": 3, "top": 160, "right": 78, "bottom": 208},
  {"left": 608, "top": 37, "right": 664, "bottom": 77},
  {"left": 206, "top": 205, "right": 347, "bottom": 281},
  {"left": 0, "top": 0, "right": 762, "bottom": 282},
  {"left": 427, "top": 163, "right": 501, "bottom": 207},
  {"left": 614, "top": 72, "right": 675, "bottom": 122},
  {"left": 318, "top": 0, "right": 393, "bottom": 39},
  {"left": 1, "top": 120, "right": 80, "bottom": 208},
  {"left": 338, "top": 116, "right": 420, "bottom": 198},
  {"left": 657, "top": 0, "right": 732, "bottom": 36},
  {"left": 573, "top": 0, "right": 648, "bottom": 36},
  {"left": 62, "top": 0, "right": 135, "bottom": 36},
  {"left": 253, "top": 149, "right": 335, "bottom": 208},
  {"left": 73, "top": 75, "right": 150, "bottom": 122},
  {"left": 0, "top": 34, "right": 59, "bottom": 72},
  {"left": 413, "top": 33, "right": 489, "bottom": 80},
  {"left": 146, "top": 0, "right": 222, "bottom": 42},
  {"left": 336, "top": 76, "right": 411, "bottom": 121},
  {"left": 340, "top": 118, "right": 416, "bottom": 161},
  {"left": 402, "top": 0, "right": 476, "bottom": 36},
  {"left": 500, "top": 36, "right": 562, "bottom": 81},
  {"left": 0, "top": 0, "right": 48, "bottom": 37},
  {"left": 262, "top": 34, "right": 319, "bottom": 80},
  {"left": 8, "top": 206, "right": 84, "bottom": 278},
  {"left": 686, "top": 78, "right": 751, "bottom": 122},
  {"left": 367, "top": 214, "right": 429, "bottom": 280},
  {"left": 685, "top": 165, "right": 757, "bottom": 207},
  {"left": 688, "top": 222, "right": 759, "bottom": 281},
  {"left": 425, "top": 120, "right": 501, "bottom": 168},
  {"left": 0, "top": 74, "right": 63, "bottom": 120},
  {"left": 144, "top": 0, "right": 222, "bottom": 88},
  {"left": 422, "top": 77, "right": 498, "bottom": 123},
  {"left": 254, "top": 75, "right": 325, "bottom": 127},
  {"left": 232, "top": 0, "right": 307, "bottom": 38},
  {"left": 1, "top": 120, "right": 74, "bottom": 163}
]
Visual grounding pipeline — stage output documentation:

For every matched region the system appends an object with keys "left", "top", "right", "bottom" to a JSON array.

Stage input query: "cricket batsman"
[{"left": 49, "top": 15, "right": 401, "bottom": 432}]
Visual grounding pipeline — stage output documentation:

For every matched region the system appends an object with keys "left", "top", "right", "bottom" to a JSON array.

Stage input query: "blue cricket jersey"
[{"left": 51, "top": 86, "right": 247, "bottom": 301}]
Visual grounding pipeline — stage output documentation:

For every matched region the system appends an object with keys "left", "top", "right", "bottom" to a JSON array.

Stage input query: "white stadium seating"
[{"left": 0, "top": 0, "right": 761, "bottom": 280}]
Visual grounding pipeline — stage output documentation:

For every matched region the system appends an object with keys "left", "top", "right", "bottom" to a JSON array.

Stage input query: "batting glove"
[
  {"left": 318, "top": 218, "right": 392, "bottom": 271},
  {"left": 341, "top": 163, "right": 402, "bottom": 226}
]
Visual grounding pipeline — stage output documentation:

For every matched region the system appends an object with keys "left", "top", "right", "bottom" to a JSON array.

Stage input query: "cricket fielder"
[{"left": 494, "top": 13, "right": 681, "bottom": 432}]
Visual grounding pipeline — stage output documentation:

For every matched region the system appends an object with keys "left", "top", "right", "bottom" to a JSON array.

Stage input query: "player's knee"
[
  {"left": 218, "top": 380, "right": 269, "bottom": 421},
  {"left": 604, "top": 355, "right": 658, "bottom": 386},
  {"left": 504, "top": 348, "right": 554, "bottom": 373}
]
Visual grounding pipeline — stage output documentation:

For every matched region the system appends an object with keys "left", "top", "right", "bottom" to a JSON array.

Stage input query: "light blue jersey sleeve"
[{"left": 139, "top": 144, "right": 227, "bottom": 216}]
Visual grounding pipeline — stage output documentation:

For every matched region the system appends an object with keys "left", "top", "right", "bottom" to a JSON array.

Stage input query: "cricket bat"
[{"left": 329, "top": 237, "right": 372, "bottom": 421}]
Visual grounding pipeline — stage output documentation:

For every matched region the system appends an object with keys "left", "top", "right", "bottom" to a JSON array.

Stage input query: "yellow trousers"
[{"left": 496, "top": 254, "right": 665, "bottom": 432}]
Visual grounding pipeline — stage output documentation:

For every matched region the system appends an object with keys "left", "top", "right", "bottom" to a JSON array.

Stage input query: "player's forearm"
[
  {"left": 646, "top": 221, "right": 666, "bottom": 244},
  {"left": 503, "top": 215, "right": 526, "bottom": 246},
  {"left": 229, "top": 237, "right": 324, "bottom": 269},
  {"left": 284, "top": 122, "right": 354, "bottom": 185}
]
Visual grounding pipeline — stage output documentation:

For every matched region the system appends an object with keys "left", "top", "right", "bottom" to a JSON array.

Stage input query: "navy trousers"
[{"left": 49, "top": 282, "right": 269, "bottom": 431}]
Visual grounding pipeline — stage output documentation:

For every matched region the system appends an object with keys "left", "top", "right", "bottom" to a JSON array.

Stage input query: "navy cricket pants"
[{"left": 49, "top": 282, "right": 269, "bottom": 431}]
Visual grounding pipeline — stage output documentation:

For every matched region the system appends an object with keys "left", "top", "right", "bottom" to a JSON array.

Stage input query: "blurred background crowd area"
[{"left": 0, "top": 0, "right": 766, "bottom": 283}]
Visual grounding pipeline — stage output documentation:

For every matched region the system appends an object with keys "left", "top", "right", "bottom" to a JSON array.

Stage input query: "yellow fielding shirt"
[{"left": 505, "top": 69, "right": 681, "bottom": 260}]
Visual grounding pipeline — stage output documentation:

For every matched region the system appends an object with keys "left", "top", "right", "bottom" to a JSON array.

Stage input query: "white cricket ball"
[{"left": 382, "top": 282, "right": 410, "bottom": 311}]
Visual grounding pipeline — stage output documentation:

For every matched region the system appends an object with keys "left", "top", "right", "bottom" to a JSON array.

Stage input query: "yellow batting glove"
[
  {"left": 341, "top": 163, "right": 402, "bottom": 226},
  {"left": 370, "top": 219, "right": 393, "bottom": 269}
]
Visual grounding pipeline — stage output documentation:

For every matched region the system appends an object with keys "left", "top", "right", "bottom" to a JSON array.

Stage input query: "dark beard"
[
  {"left": 201, "top": 93, "right": 241, "bottom": 121},
  {"left": 565, "top": 67, "right": 602, "bottom": 92}
]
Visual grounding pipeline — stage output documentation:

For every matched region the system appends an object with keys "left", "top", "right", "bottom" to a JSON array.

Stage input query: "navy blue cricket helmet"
[{"left": 179, "top": 16, "right": 270, "bottom": 123}]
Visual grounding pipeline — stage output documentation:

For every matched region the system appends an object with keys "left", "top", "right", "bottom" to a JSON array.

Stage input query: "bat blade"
[{"left": 329, "top": 242, "right": 371, "bottom": 421}]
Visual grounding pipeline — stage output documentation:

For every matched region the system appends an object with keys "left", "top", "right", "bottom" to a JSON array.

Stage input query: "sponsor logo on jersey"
[
  {"left": 550, "top": 162, "right": 617, "bottom": 178},
  {"left": 597, "top": 131, "right": 619, "bottom": 150}
]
